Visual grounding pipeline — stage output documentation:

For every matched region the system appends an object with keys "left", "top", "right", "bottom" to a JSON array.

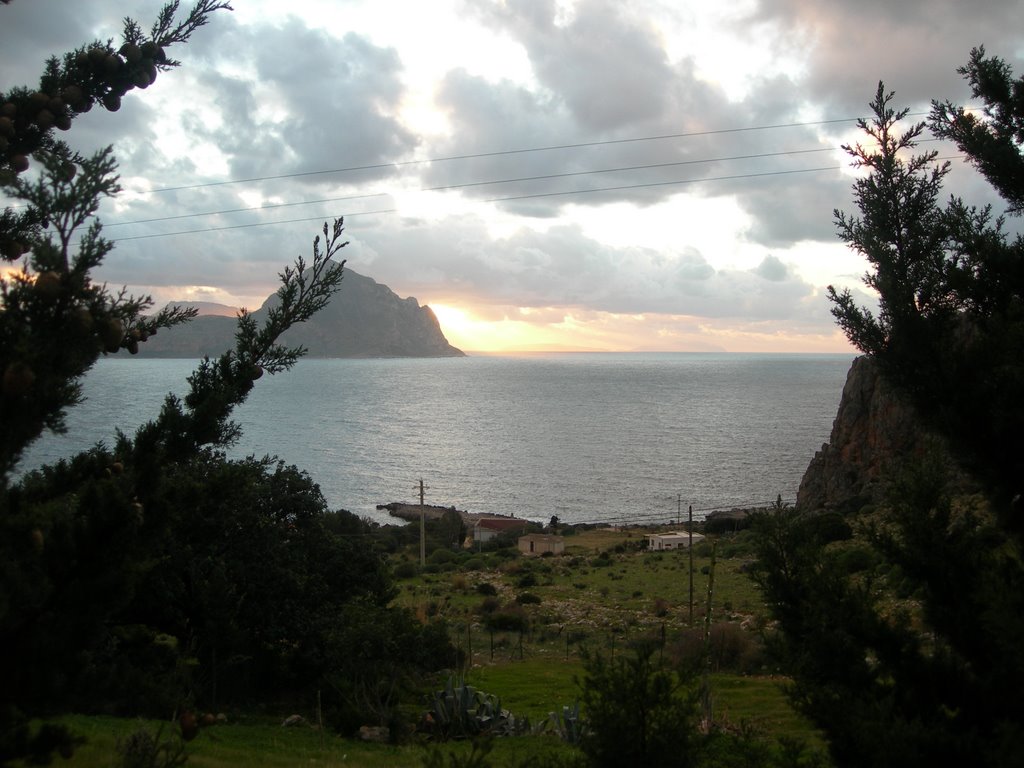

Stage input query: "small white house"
[
  {"left": 646, "top": 531, "right": 705, "bottom": 551},
  {"left": 518, "top": 533, "right": 565, "bottom": 556}
]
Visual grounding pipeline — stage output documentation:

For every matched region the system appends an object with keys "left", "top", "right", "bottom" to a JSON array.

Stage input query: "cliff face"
[
  {"left": 133, "top": 267, "right": 464, "bottom": 359},
  {"left": 264, "top": 270, "right": 463, "bottom": 358},
  {"left": 797, "top": 356, "right": 949, "bottom": 513}
]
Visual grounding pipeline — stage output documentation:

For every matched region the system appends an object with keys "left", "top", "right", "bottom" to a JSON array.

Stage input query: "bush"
[
  {"left": 834, "top": 543, "right": 878, "bottom": 574},
  {"left": 591, "top": 552, "right": 613, "bottom": 568},
  {"left": 578, "top": 641, "right": 700, "bottom": 767},
  {"left": 516, "top": 572, "right": 538, "bottom": 588},
  {"left": 516, "top": 592, "right": 542, "bottom": 605},
  {"left": 393, "top": 561, "right": 419, "bottom": 579},
  {"left": 475, "top": 582, "right": 498, "bottom": 597},
  {"left": 477, "top": 596, "right": 501, "bottom": 614},
  {"left": 483, "top": 606, "right": 529, "bottom": 633},
  {"left": 428, "top": 548, "right": 458, "bottom": 565},
  {"left": 669, "top": 623, "right": 765, "bottom": 674}
]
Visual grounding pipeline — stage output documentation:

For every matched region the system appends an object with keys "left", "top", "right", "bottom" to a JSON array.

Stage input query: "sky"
[{"left": 2, "top": 0, "right": 1023, "bottom": 352}]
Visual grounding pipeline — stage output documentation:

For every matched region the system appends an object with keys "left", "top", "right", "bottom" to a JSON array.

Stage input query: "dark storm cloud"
[
  {"left": 747, "top": 0, "right": 1024, "bottom": 114},
  {"left": 0, "top": 1, "right": 135, "bottom": 89},
  {"left": 472, "top": 0, "right": 677, "bottom": 132},
  {"left": 184, "top": 16, "right": 418, "bottom": 187}
]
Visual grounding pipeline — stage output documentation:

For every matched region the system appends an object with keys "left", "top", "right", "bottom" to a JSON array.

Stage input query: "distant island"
[{"left": 129, "top": 267, "right": 465, "bottom": 358}]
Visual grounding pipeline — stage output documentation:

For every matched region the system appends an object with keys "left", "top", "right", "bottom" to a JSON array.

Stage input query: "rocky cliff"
[
  {"left": 133, "top": 267, "right": 464, "bottom": 358},
  {"left": 797, "top": 355, "right": 961, "bottom": 513}
]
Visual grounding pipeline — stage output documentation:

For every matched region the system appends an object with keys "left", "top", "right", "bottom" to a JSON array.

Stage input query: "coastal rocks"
[
  {"left": 377, "top": 502, "right": 463, "bottom": 523},
  {"left": 797, "top": 355, "right": 961, "bottom": 513}
]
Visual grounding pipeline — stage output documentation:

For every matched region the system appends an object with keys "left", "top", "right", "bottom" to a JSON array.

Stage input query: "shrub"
[
  {"left": 475, "top": 582, "right": 498, "bottom": 597},
  {"left": 669, "top": 622, "right": 765, "bottom": 674},
  {"left": 835, "top": 543, "right": 878, "bottom": 574},
  {"left": 421, "top": 678, "right": 526, "bottom": 741},
  {"left": 652, "top": 597, "right": 670, "bottom": 617},
  {"left": 516, "top": 572, "right": 538, "bottom": 588},
  {"left": 578, "top": 641, "right": 700, "bottom": 767},
  {"left": 477, "top": 596, "right": 501, "bottom": 614},
  {"left": 516, "top": 592, "right": 542, "bottom": 605},
  {"left": 591, "top": 552, "right": 613, "bottom": 568},
  {"left": 428, "top": 548, "right": 458, "bottom": 565},
  {"left": 393, "top": 561, "right": 419, "bottom": 579},
  {"left": 483, "top": 606, "right": 529, "bottom": 633}
]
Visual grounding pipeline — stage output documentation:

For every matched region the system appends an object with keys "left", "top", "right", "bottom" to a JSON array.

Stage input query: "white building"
[
  {"left": 518, "top": 533, "right": 565, "bottom": 556},
  {"left": 646, "top": 531, "right": 705, "bottom": 551}
]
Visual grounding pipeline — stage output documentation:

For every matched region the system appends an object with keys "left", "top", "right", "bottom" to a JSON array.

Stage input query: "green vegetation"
[
  {"left": 0, "top": 4, "right": 455, "bottom": 765},
  {"left": 4, "top": 1, "right": 1018, "bottom": 765},
  {"left": 751, "top": 54, "right": 1024, "bottom": 768}
]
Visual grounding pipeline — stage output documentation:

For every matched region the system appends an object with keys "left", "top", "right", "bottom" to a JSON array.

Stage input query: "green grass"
[
  {"left": 707, "top": 675, "right": 825, "bottom": 749},
  {"left": 49, "top": 715, "right": 581, "bottom": 768},
  {"left": 45, "top": 527, "right": 825, "bottom": 767},
  {"left": 466, "top": 658, "right": 584, "bottom": 722}
]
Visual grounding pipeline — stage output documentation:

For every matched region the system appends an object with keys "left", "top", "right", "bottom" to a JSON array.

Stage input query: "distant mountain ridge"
[{"left": 133, "top": 266, "right": 465, "bottom": 358}]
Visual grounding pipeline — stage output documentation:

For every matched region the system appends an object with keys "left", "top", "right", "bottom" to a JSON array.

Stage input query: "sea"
[{"left": 14, "top": 353, "right": 855, "bottom": 527}]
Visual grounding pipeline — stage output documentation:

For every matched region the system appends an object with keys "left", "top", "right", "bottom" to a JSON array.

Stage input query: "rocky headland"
[
  {"left": 797, "top": 355, "right": 967, "bottom": 513},
  {"left": 131, "top": 267, "right": 464, "bottom": 359}
]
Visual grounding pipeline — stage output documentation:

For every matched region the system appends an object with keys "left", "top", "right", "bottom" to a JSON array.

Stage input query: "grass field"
[
  {"left": 51, "top": 714, "right": 581, "bottom": 768},
  {"left": 43, "top": 526, "right": 827, "bottom": 767}
]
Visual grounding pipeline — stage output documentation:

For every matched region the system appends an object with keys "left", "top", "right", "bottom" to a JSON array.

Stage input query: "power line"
[
  {"left": 104, "top": 192, "right": 391, "bottom": 228},
  {"left": 145, "top": 113, "right": 923, "bottom": 195},
  {"left": 106, "top": 145, "right": 839, "bottom": 228},
  {"left": 105, "top": 135, "right": 947, "bottom": 231},
  {"left": 110, "top": 207, "right": 399, "bottom": 241},
  {"left": 109, "top": 163, "right": 841, "bottom": 242},
  {"left": 110, "top": 154, "right": 967, "bottom": 243}
]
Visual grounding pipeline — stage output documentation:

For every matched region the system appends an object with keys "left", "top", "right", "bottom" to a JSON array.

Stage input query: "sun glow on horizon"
[
  {"left": 429, "top": 303, "right": 577, "bottom": 352},
  {"left": 430, "top": 301, "right": 858, "bottom": 354}
]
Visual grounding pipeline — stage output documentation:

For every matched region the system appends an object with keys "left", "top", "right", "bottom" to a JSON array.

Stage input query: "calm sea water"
[{"left": 15, "top": 353, "right": 854, "bottom": 526}]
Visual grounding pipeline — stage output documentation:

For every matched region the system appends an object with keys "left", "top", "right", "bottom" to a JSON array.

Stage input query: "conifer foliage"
[
  {"left": 0, "top": 3, "right": 382, "bottom": 764},
  {"left": 753, "top": 54, "right": 1024, "bottom": 768}
]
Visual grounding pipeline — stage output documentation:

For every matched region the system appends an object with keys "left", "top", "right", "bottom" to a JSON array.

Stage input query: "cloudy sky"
[{"left": 2, "top": 0, "right": 1022, "bottom": 352}]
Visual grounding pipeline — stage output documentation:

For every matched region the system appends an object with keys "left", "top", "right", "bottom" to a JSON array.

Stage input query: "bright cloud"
[{"left": 2, "top": 0, "right": 1021, "bottom": 352}]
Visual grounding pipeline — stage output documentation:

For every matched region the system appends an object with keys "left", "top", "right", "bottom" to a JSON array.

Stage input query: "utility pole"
[
  {"left": 700, "top": 539, "right": 718, "bottom": 730},
  {"left": 688, "top": 504, "right": 694, "bottom": 626},
  {"left": 417, "top": 478, "right": 429, "bottom": 567}
]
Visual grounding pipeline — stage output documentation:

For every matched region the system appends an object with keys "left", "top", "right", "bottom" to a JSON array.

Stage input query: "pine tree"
[
  {"left": 752, "top": 60, "right": 1024, "bottom": 768},
  {"left": 0, "top": 3, "right": 353, "bottom": 763}
]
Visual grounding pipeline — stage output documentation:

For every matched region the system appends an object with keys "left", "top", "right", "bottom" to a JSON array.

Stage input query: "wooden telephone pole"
[
  {"left": 688, "top": 504, "right": 694, "bottom": 625},
  {"left": 417, "top": 479, "right": 428, "bottom": 567}
]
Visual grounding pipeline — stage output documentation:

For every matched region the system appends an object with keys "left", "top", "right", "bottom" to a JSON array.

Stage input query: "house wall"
[
  {"left": 647, "top": 534, "right": 704, "bottom": 551},
  {"left": 518, "top": 535, "right": 565, "bottom": 556}
]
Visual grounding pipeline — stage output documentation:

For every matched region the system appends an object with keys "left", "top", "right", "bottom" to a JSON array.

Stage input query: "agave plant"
[
  {"left": 423, "top": 676, "right": 527, "bottom": 740},
  {"left": 542, "top": 701, "right": 585, "bottom": 745}
]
